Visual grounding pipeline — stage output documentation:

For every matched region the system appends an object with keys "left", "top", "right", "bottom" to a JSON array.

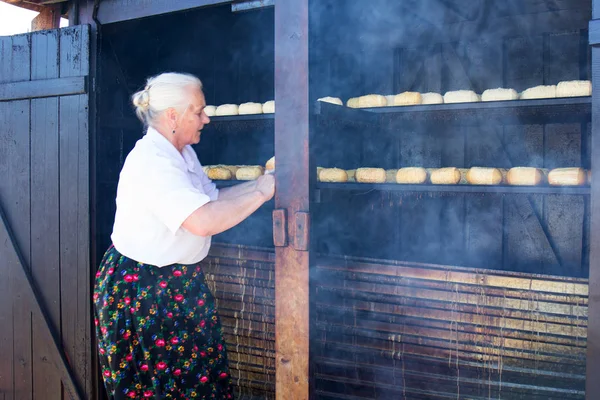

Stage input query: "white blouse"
[{"left": 111, "top": 127, "right": 219, "bottom": 267}]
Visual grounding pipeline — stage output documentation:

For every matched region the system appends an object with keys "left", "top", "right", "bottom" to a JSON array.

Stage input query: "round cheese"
[
  {"left": 356, "top": 168, "right": 386, "bottom": 183},
  {"left": 215, "top": 104, "right": 239, "bottom": 116},
  {"left": 238, "top": 102, "right": 263, "bottom": 115}
]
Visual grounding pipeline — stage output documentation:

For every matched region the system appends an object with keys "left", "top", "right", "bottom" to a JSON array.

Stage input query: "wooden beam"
[
  {"left": 0, "top": 76, "right": 87, "bottom": 102},
  {"left": 274, "top": 0, "right": 310, "bottom": 398},
  {"left": 587, "top": 6, "right": 600, "bottom": 398},
  {"left": 0, "top": 201, "right": 84, "bottom": 400},
  {"left": 96, "top": 0, "right": 231, "bottom": 24},
  {"left": 31, "top": 4, "right": 61, "bottom": 31},
  {"left": 0, "top": 0, "right": 44, "bottom": 13}
]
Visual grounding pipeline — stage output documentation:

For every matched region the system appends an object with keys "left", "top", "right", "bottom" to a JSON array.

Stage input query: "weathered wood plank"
[
  {"left": 59, "top": 25, "right": 91, "bottom": 399},
  {"left": 275, "top": 0, "right": 310, "bottom": 396},
  {"left": 314, "top": 255, "right": 588, "bottom": 399},
  {"left": 586, "top": 6, "right": 600, "bottom": 393},
  {"left": 30, "top": 29, "right": 62, "bottom": 400},
  {"left": 1, "top": 33, "right": 34, "bottom": 400},
  {"left": 0, "top": 35, "right": 16, "bottom": 398},
  {"left": 0, "top": 77, "right": 87, "bottom": 102},
  {"left": 96, "top": 0, "right": 232, "bottom": 24},
  {"left": 0, "top": 204, "right": 83, "bottom": 400}
]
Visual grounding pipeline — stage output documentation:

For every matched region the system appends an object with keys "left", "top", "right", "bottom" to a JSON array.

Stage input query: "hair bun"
[{"left": 133, "top": 89, "right": 150, "bottom": 111}]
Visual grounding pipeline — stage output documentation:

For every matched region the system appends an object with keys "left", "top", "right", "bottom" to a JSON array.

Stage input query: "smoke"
[{"left": 310, "top": 0, "right": 590, "bottom": 279}]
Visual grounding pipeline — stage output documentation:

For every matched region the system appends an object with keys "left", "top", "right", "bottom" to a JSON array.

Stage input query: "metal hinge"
[{"left": 272, "top": 209, "right": 310, "bottom": 251}]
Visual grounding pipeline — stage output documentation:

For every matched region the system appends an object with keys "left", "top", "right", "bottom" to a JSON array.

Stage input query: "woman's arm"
[
  {"left": 217, "top": 180, "right": 257, "bottom": 200},
  {"left": 183, "top": 174, "right": 274, "bottom": 236}
]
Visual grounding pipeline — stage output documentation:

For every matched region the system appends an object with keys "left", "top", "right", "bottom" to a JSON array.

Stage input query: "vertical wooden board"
[
  {"left": 59, "top": 25, "right": 91, "bottom": 398},
  {"left": 399, "top": 128, "right": 442, "bottom": 263},
  {"left": 59, "top": 25, "right": 90, "bottom": 78},
  {"left": 400, "top": 128, "right": 441, "bottom": 168},
  {"left": 544, "top": 122, "right": 584, "bottom": 278},
  {"left": 545, "top": 123, "right": 582, "bottom": 169},
  {"left": 30, "top": 29, "right": 62, "bottom": 400},
  {"left": 0, "top": 35, "right": 15, "bottom": 400},
  {"left": 504, "top": 195, "right": 546, "bottom": 273},
  {"left": 394, "top": 46, "right": 425, "bottom": 93},
  {"left": 440, "top": 126, "right": 466, "bottom": 265},
  {"left": 465, "top": 195, "right": 504, "bottom": 269},
  {"left": 439, "top": 194, "right": 466, "bottom": 265},
  {"left": 361, "top": 47, "right": 394, "bottom": 96},
  {"left": 416, "top": 44, "right": 443, "bottom": 94},
  {"left": 441, "top": 42, "right": 474, "bottom": 91},
  {"left": 398, "top": 195, "right": 444, "bottom": 264},
  {"left": 465, "top": 126, "right": 511, "bottom": 168},
  {"left": 1, "top": 33, "right": 33, "bottom": 400},
  {"left": 59, "top": 94, "right": 90, "bottom": 399},
  {"left": 544, "top": 195, "right": 585, "bottom": 277},
  {"left": 543, "top": 31, "right": 582, "bottom": 84},
  {"left": 329, "top": 53, "right": 362, "bottom": 103},
  {"left": 455, "top": 39, "right": 503, "bottom": 92},
  {"left": 503, "top": 35, "right": 544, "bottom": 92},
  {"left": 503, "top": 124, "right": 544, "bottom": 167},
  {"left": 587, "top": 6, "right": 600, "bottom": 399}
]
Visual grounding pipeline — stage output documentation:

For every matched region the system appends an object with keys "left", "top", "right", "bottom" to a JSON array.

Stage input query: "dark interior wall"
[
  {"left": 96, "top": 5, "right": 276, "bottom": 265},
  {"left": 310, "top": 0, "right": 592, "bottom": 278},
  {"left": 95, "top": 0, "right": 594, "bottom": 278}
]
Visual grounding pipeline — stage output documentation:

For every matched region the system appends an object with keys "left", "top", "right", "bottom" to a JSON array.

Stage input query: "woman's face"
[{"left": 175, "top": 88, "right": 210, "bottom": 147}]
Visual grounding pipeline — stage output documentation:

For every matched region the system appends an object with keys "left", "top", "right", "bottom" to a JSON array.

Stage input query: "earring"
[{"left": 172, "top": 129, "right": 175, "bottom": 134}]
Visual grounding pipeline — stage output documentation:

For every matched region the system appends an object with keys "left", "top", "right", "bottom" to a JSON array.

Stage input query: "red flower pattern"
[{"left": 93, "top": 247, "right": 232, "bottom": 398}]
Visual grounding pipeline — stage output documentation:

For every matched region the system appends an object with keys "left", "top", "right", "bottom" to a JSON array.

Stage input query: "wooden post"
[
  {"left": 588, "top": 5, "right": 600, "bottom": 399},
  {"left": 31, "top": 5, "right": 62, "bottom": 32},
  {"left": 274, "top": 0, "right": 310, "bottom": 398}
]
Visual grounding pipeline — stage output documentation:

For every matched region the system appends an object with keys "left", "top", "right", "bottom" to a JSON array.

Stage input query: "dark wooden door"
[{"left": 0, "top": 25, "right": 92, "bottom": 400}]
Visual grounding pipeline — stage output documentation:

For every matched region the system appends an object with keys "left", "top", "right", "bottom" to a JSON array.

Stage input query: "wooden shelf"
[
  {"left": 316, "top": 182, "right": 590, "bottom": 195},
  {"left": 315, "top": 97, "right": 591, "bottom": 125},
  {"left": 215, "top": 180, "right": 250, "bottom": 187},
  {"left": 209, "top": 113, "right": 274, "bottom": 122},
  {"left": 203, "top": 113, "right": 274, "bottom": 132}
]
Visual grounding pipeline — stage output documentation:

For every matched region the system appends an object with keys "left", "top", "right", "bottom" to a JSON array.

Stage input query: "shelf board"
[
  {"left": 203, "top": 113, "right": 274, "bottom": 132},
  {"left": 209, "top": 113, "right": 274, "bottom": 122},
  {"left": 315, "top": 97, "right": 591, "bottom": 125},
  {"left": 316, "top": 182, "right": 590, "bottom": 195},
  {"left": 215, "top": 180, "right": 251, "bottom": 188}
]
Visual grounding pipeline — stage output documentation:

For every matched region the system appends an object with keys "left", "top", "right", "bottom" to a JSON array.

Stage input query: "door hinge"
[
  {"left": 272, "top": 210, "right": 310, "bottom": 251},
  {"left": 293, "top": 212, "right": 310, "bottom": 251},
  {"left": 272, "top": 209, "right": 287, "bottom": 247}
]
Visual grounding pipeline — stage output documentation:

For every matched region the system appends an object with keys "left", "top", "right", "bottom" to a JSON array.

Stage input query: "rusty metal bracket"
[
  {"left": 294, "top": 212, "right": 310, "bottom": 251},
  {"left": 0, "top": 201, "right": 83, "bottom": 400},
  {"left": 273, "top": 209, "right": 288, "bottom": 247}
]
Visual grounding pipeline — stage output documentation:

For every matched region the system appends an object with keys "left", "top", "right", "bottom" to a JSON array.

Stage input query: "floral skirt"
[{"left": 93, "top": 245, "right": 233, "bottom": 399}]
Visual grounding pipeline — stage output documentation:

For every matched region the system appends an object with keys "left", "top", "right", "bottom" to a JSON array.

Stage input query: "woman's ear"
[{"left": 166, "top": 107, "right": 178, "bottom": 128}]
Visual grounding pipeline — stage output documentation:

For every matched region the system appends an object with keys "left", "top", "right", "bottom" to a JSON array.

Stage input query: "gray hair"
[{"left": 132, "top": 72, "right": 203, "bottom": 126}]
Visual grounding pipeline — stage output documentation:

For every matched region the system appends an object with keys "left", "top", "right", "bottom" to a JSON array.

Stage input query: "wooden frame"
[
  {"left": 274, "top": 0, "right": 311, "bottom": 398},
  {"left": 56, "top": 0, "right": 600, "bottom": 399},
  {"left": 0, "top": 77, "right": 87, "bottom": 102},
  {"left": 586, "top": 7, "right": 600, "bottom": 398},
  {"left": 95, "top": 0, "right": 232, "bottom": 24}
]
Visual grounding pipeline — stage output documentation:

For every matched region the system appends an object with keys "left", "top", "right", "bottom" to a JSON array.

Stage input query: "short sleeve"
[{"left": 143, "top": 156, "right": 211, "bottom": 233}]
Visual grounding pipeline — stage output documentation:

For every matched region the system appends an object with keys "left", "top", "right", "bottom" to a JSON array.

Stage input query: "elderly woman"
[{"left": 93, "top": 72, "right": 274, "bottom": 399}]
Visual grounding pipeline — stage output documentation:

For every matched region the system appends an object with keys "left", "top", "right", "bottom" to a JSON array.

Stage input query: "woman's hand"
[{"left": 255, "top": 174, "right": 275, "bottom": 201}]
